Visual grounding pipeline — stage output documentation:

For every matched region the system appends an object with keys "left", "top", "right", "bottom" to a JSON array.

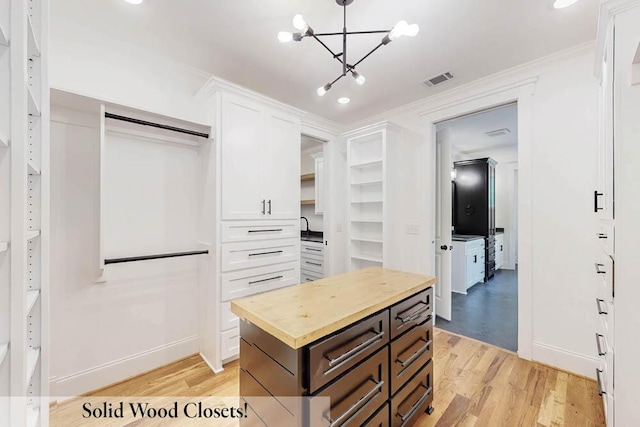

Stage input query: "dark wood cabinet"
[{"left": 453, "top": 157, "right": 497, "bottom": 282}]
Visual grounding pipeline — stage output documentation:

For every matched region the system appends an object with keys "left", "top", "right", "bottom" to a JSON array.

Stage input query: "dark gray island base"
[{"left": 232, "top": 268, "right": 436, "bottom": 427}]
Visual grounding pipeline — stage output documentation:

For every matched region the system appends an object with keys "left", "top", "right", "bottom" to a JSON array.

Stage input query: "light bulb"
[
  {"left": 553, "top": 0, "right": 579, "bottom": 8},
  {"left": 338, "top": 97, "right": 351, "bottom": 104},
  {"left": 404, "top": 24, "right": 420, "bottom": 37},
  {"left": 317, "top": 84, "right": 332, "bottom": 96},
  {"left": 389, "top": 20, "right": 408, "bottom": 40},
  {"left": 352, "top": 71, "right": 366, "bottom": 85},
  {"left": 293, "top": 14, "right": 309, "bottom": 32},
  {"left": 278, "top": 31, "right": 293, "bottom": 43}
]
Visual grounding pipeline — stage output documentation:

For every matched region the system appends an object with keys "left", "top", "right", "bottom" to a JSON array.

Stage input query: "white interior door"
[{"left": 435, "top": 128, "right": 453, "bottom": 320}]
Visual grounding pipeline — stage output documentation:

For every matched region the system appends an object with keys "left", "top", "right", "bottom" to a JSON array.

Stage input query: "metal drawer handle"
[
  {"left": 397, "top": 339, "right": 432, "bottom": 368},
  {"left": 596, "top": 369, "right": 606, "bottom": 396},
  {"left": 398, "top": 384, "right": 432, "bottom": 422},
  {"left": 248, "top": 250, "right": 283, "bottom": 257},
  {"left": 597, "top": 233, "right": 608, "bottom": 239},
  {"left": 267, "top": 199, "right": 272, "bottom": 215},
  {"left": 594, "top": 263, "right": 606, "bottom": 274},
  {"left": 305, "top": 247, "right": 322, "bottom": 252},
  {"left": 596, "top": 333, "right": 606, "bottom": 356},
  {"left": 248, "top": 275, "right": 283, "bottom": 285},
  {"left": 594, "top": 191, "right": 604, "bottom": 212},
  {"left": 596, "top": 298, "right": 608, "bottom": 315},
  {"left": 305, "top": 261, "right": 322, "bottom": 267},
  {"left": 325, "top": 330, "right": 385, "bottom": 370},
  {"left": 327, "top": 379, "right": 384, "bottom": 427},
  {"left": 248, "top": 229, "right": 283, "bottom": 233},
  {"left": 261, "top": 199, "right": 266, "bottom": 215},
  {"left": 397, "top": 302, "right": 430, "bottom": 324}
]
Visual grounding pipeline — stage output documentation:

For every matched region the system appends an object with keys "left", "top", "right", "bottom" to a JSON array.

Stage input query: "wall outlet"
[{"left": 406, "top": 224, "right": 420, "bottom": 235}]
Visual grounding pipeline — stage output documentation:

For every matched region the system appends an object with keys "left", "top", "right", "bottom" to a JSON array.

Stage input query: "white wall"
[{"left": 350, "top": 45, "right": 600, "bottom": 377}]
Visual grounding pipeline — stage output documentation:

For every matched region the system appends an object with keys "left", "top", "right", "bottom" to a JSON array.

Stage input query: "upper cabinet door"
[
  {"left": 221, "top": 94, "right": 265, "bottom": 220},
  {"left": 261, "top": 110, "right": 300, "bottom": 219}
]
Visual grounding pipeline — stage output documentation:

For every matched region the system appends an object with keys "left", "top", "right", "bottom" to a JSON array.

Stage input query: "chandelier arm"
[
  {"left": 351, "top": 42, "right": 384, "bottom": 69},
  {"left": 312, "top": 35, "right": 346, "bottom": 67},
  {"left": 329, "top": 72, "right": 347, "bottom": 87},
  {"left": 343, "top": 3, "right": 347, "bottom": 76},
  {"left": 314, "top": 30, "right": 391, "bottom": 37}
]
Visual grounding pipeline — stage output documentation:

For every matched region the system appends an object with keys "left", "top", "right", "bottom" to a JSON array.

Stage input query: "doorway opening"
[{"left": 434, "top": 103, "right": 519, "bottom": 351}]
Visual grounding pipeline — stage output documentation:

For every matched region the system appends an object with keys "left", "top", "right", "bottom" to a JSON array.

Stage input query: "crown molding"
[
  {"left": 595, "top": 0, "right": 640, "bottom": 79},
  {"left": 342, "top": 120, "right": 403, "bottom": 138},
  {"left": 350, "top": 41, "right": 595, "bottom": 128},
  {"left": 196, "top": 76, "right": 308, "bottom": 118},
  {"left": 302, "top": 113, "right": 345, "bottom": 137}
]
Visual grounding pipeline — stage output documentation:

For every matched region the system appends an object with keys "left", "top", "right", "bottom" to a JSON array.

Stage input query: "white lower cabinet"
[
  {"left": 221, "top": 261, "right": 299, "bottom": 301},
  {"left": 220, "top": 328, "right": 240, "bottom": 361},
  {"left": 452, "top": 238, "right": 485, "bottom": 294},
  {"left": 221, "top": 238, "right": 299, "bottom": 272},
  {"left": 494, "top": 233, "right": 504, "bottom": 270},
  {"left": 300, "top": 240, "right": 324, "bottom": 282}
]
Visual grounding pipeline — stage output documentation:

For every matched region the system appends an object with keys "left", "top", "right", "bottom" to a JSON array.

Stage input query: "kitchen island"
[{"left": 231, "top": 267, "right": 437, "bottom": 427}]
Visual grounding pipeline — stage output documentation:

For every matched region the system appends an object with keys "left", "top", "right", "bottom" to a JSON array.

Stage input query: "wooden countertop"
[{"left": 231, "top": 267, "right": 436, "bottom": 349}]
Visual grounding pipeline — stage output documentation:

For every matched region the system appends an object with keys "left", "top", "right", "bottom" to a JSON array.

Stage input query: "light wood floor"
[{"left": 50, "top": 328, "right": 605, "bottom": 426}]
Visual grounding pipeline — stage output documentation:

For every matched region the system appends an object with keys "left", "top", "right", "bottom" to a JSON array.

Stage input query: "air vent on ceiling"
[
  {"left": 423, "top": 71, "right": 454, "bottom": 87},
  {"left": 485, "top": 128, "right": 511, "bottom": 137}
]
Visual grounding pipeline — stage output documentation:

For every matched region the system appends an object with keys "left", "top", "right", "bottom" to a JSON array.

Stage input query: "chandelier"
[{"left": 278, "top": 0, "right": 420, "bottom": 97}]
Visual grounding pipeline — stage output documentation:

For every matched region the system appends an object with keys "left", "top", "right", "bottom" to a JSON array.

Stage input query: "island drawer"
[
  {"left": 391, "top": 360, "right": 433, "bottom": 427},
  {"left": 310, "top": 348, "right": 389, "bottom": 427},
  {"left": 390, "top": 288, "right": 433, "bottom": 339},
  {"left": 363, "top": 402, "right": 390, "bottom": 427},
  {"left": 390, "top": 318, "right": 433, "bottom": 395},
  {"left": 308, "top": 310, "right": 389, "bottom": 393},
  {"left": 240, "top": 368, "right": 300, "bottom": 426}
]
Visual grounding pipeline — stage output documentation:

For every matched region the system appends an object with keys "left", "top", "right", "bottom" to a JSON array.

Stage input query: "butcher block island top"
[{"left": 231, "top": 267, "right": 436, "bottom": 349}]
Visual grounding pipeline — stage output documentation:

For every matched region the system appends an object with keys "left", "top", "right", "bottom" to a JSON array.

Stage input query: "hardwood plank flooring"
[{"left": 50, "top": 328, "right": 605, "bottom": 426}]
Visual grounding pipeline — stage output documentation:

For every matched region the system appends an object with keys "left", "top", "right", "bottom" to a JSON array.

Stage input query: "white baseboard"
[
  {"left": 50, "top": 335, "right": 199, "bottom": 400},
  {"left": 199, "top": 351, "right": 223, "bottom": 374},
  {"left": 532, "top": 341, "right": 598, "bottom": 379}
]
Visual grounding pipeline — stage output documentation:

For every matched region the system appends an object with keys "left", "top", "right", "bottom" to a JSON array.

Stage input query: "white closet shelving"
[{"left": 1, "top": 0, "right": 49, "bottom": 426}]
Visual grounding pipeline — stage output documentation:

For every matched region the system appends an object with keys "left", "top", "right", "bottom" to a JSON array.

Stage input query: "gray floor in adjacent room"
[{"left": 436, "top": 268, "right": 518, "bottom": 352}]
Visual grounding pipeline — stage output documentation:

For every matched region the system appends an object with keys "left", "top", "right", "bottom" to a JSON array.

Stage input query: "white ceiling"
[
  {"left": 51, "top": 0, "right": 599, "bottom": 124},
  {"left": 437, "top": 103, "right": 518, "bottom": 154}
]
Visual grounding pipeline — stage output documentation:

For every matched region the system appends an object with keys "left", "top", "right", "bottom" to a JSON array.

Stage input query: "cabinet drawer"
[
  {"left": 310, "top": 348, "right": 389, "bottom": 427},
  {"left": 301, "top": 256, "right": 324, "bottom": 274},
  {"left": 465, "top": 239, "right": 485, "bottom": 253},
  {"left": 240, "top": 368, "right": 299, "bottom": 427},
  {"left": 222, "top": 220, "right": 299, "bottom": 243},
  {"left": 390, "top": 289, "right": 433, "bottom": 339},
  {"left": 221, "top": 238, "right": 299, "bottom": 272},
  {"left": 301, "top": 270, "right": 322, "bottom": 283},
  {"left": 309, "top": 310, "right": 389, "bottom": 394},
  {"left": 221, "top": 302, "right": 239, "bottom": 331},
  {"left": 391, "top": 360, "right": 433, "bottom": 427},
  {"left": 595, "top": 250, "right": 614, "bottom": 301},
  {"left": 221, "top": 327, "right": 240, "bottom": 360},
  {"left": 221, "top": 262, "right": 298, "bottom": 301},
  {"left": 364, "top": 403, "right": 390, "bottom": 427},
  {"left": 596, "top": 221, "right": 614, "bottom": 257},
  {"left": 390, "top": 320, "right": 433, "bottom": 395},
  {"left": 301, "top": 240, "right": 324, "bottom": 255}
]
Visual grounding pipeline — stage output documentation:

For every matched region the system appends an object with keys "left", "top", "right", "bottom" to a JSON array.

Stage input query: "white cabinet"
[
  {"left": 300, "top": 240, "right": 324, "bottom": 282},
  {"left": 494, "top": 233, "right": 504, "bottom": 270},
  {"left": 452, "top": 238, "right": 485, "bottom": 294},
  {"left": 312, "top": 152, "right": 324, "bottom": 214},
  {"left": 220, "top": 93, "right": 300, "bottom": 220}
]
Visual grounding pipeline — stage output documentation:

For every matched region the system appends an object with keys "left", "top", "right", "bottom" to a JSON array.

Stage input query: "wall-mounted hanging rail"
[
  {"left": 105, "top": 112, "right": 210, "bottom": 139},
  {"left": 104, "top": 250, "right": 209, "bottom": 265}
]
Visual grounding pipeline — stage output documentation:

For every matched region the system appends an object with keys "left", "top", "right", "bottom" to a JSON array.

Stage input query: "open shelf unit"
[
  {"left": 2, "top": 0, "right": 49, "bottom": 425},
  {"left": 300, "top": 199, "right": 315, "bottom": 205},
  {"left": 300, "top": 173, "right": 315, "bottom": 182}
]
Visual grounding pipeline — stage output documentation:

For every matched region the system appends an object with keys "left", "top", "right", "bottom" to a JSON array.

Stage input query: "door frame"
[{"left": 419, "top": 77, "right": 536, "bottom": 360}]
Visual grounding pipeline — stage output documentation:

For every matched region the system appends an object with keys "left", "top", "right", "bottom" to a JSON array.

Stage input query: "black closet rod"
[
  {"left": 105, "top": 112, "right": 210, "bottom": 139},
  {"left": 104, "top": 250, "right": 209, "bottom": 265}
]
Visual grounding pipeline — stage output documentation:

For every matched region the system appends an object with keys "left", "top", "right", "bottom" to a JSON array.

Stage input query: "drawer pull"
[
  {"left": 596, "top": 333, "right": 606, "bottom": 356},
  {"left": 248, "top": 229, "right": 283, "bottom": 233},
  {"left": 248, "top": 250, "right": 283, "bottom": 257},
  {"left": 325, "top": 330, "right": 385, "bottom": 371},
  {"left": 398, "top": 384, "right": 432, "bottom": 423},
  {"left": 305, "top": 278, "right": 314, "bottom": 282},
  {"left": 397, "top": 339, "right": 433, "bottom": 368},
  {"left": 397, "top": 303, "right": 431, "bottom": 325},
  {"left": 594, "top": 191, "right": 604, "bottom": 212},
  {"left": 305, "top": 261, "right": 322, "bottom": 267},
  {"left": 326, "top": 379, "right": 384, "bottom": 427},
  {"left": 594, "top": 263, "right": 606, "bottom": 274},
  {"left": 596, "top": 298, "right": 608, "bottom": 315},
  {"left": 261, "top": 199, "right": 266, "bottom": 215},
  {"left": 597, "top": 233, "right": 608, "bottom": 239},
  {"left": 596, "top": 369, "right": 606, "bottom": 396},
  {"left": 305, "top": 247, "right": 322, "bottom": 252},
  {"left": 248, "top": 275, "right": 283, "bottom": 285}
]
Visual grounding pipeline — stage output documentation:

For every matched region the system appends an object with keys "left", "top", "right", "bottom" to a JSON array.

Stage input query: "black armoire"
[{"left": 453, "top": 158, "right": 497, "bottom": 282}]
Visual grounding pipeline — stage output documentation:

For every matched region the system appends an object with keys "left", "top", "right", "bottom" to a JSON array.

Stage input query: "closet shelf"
[
  {"left": 26, "top": 290, "right": 39, "bottom": 314},
  {"left": 351, "top": 237, "right": 383, "bottom": 244},
  {"left": 301, "top": 173, "right": 315, "bottom": 182},
  {"left": 28, "top": 87, "right": 41, "bottom": 117},
  {"left": 301, "top": 199, "right": 315, "bottom": 205},
  {"left": 26, "top": 405, "right": 40, "bottom": 427},
  {"left": 0, "top": 23, "right": 8, "bottom": 46},
  {"left": 26, "top": 230, "right": 40, "bottom": 241},
  {"left": 0, "top": 343, "right": 8, "bottom": 366},
  {"left": 350, "top": 159, "right": 383, "bottom": 168},
  {"left": 351, "top": 200, "right": 383, "bottom": 204},
  {"left": 28, "top": 161, "right": 40, "bottom": 176},
  {"left": 26, "top": 347, "right": 40, "bottom": 387},
  {"left": 351, "top": 254, "right": 383, "bottom": 263},
  {"left": 351, "top": 180, "right": 383, "bottom": 187},
  {"left": 27, "top": 14, "right": 40, "bottom": 57},
  {"left": 0, "top": 241, "right": 8, "bottom": 253}
]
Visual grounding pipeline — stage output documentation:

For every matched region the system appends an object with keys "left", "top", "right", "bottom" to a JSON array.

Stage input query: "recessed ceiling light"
[
  {"left": 125, "top": 0, "right": 143, "bottom": 4},
  {"left": 554, "top": 0, "right": 579, "bottom": 9},
  {"left": 338, "top": 97, "right": 350, "bottom": 104}
]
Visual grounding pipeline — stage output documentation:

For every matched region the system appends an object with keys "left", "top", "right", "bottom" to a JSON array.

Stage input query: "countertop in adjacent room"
[
  {"left": 231, "top": 267, "right": 436, "bottom": 349},
  {"left": 452, "top": 234, "right": 485, "bottom": 242},
  {"left": 300, "top": 231, "right": 323, "bottom": 243}
]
